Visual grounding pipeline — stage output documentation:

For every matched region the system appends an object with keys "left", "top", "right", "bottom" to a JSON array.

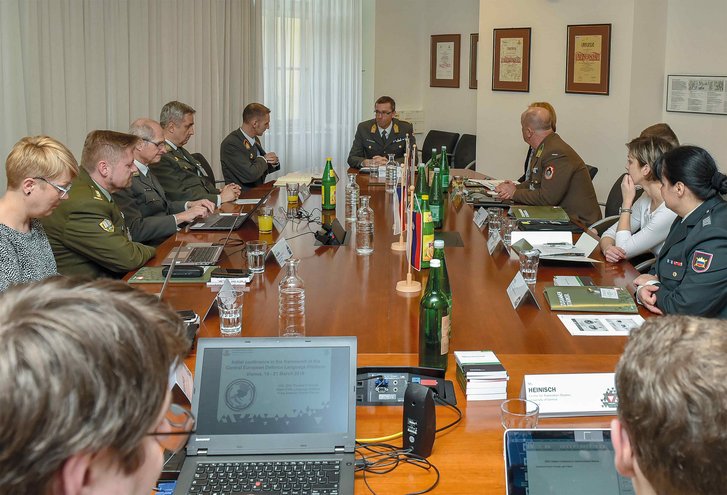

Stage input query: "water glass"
[
  {"left": 246, "top": 240, "right": 268, "bottom": 274},
  {"left": 487, "top": 208, "right": 502, "bottom": 237},
  {"left": 519, "top": 249, "right": 540, "bottom": 285},
  {"left": 501, "top": 217, "right": 517, "bottom": 247},
  {"left": 286, "top": 182, "right": 300, "bottom": 204},
  {"left": 257, "top": 205, "right": 273, "bottom": 234},
  {"left": 217, "top": 290, "right": 243, "bottom": 335},
  {"left": 500, "top": 399, "right": 540, "bottom": 429}
]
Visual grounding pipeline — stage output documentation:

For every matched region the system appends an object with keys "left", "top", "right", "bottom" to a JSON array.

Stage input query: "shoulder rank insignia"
[
  {"left": 92, "top": 189, "right": 104, "bottom": 201},
  {"left": 370, "top": 123, "right": 377, "bottom": 133},
  {"left": 99, "top": 219, "right": 115, "bottom": 233},
  {"left": 244, "top": 140, "right": 251, "bottom": 150},
  {"left": 703, "top": 216, "right": 712, "bottom": 227},
  {"left": 544, "top": 165, "right": 555, "bottom": 180},
  {"left": 691, "top": 250, "right": 713, "bottom": 273},
  {"left": 393, "top": 123, "right": 399, "bottom": 134}
]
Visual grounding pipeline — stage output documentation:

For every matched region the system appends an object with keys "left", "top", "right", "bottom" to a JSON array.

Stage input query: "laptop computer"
[
  {"left": 504, "top": 429, "right": 635, "bottom": 495},
  {"left": 173, "top": 336, "right": 358, "bottom": 495},
  {"left": 189, "top": 190, "right": 272, "bottom": 231}
]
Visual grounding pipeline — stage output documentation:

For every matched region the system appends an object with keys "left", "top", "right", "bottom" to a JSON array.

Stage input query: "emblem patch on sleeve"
[
  {"left": 544, "top": 165, "right": 555, "bottom": 180},
  {"left": 691, "top": 250, "right": 713, "bottom": 272},
  {"left": 99, "top": 219, "right": 115, "bottom": 233}
]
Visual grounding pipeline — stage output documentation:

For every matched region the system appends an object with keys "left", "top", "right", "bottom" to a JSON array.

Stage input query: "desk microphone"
[{"left": 402, "top": 383, "right": 436, "bottom": 457}]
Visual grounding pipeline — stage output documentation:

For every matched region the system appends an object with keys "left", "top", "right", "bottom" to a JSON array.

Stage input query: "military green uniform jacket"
[
  {"left": 650, "top": 196, "right": 727, "bottom": 317},
  {"left": 153, "top": 144, "right": 219, "bottom": 203},
  {"left": 220, "top": 128, "right": 280, "bottom": 189},
  {"left": 112, "top": 168, "right": 186, "bottom": 246},
  {"left": 347, "top": 118, "right": 415, "bottom": 169},
  {"left": 513, "top": 133, "right": 601, "bottom": 226},
  {"left": 41, "top": 169, "right": 156, "bottom": 279}
]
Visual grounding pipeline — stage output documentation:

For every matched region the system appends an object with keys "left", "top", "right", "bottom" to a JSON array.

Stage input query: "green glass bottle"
[
  {"left": 429, "top": 167, "right": 443, "bottom": 229},
  {"left": 414, "top": 162, "right": 429, "bottom": 201},
  {"left": 427, "top": 148, "right": 438, "bottom": 187},
  {"left": 420, "top": 194, "right": 435, "bottom": 268},
  {"left": 321, "top": 157, "right": 336, "bottom": 210},
  {"left": 419, "top": 258, "right": 450, "bottom": 370},
  {"left": 440, "top": 146, "right": 450, "bottom": 192},
  {"left": 433, "top": 239, "right": 452, "bottom": 314}
]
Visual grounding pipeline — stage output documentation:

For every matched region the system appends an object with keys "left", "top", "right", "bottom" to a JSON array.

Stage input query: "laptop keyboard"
[
  {"left": 189, "top": 460, "right": 341, "bottom": 495},
  {"left": 185, "top": 247, "right": 220, "bottom": 264},
  {"left": 211, "top": 216, "right": 240, "bottom": 229}
]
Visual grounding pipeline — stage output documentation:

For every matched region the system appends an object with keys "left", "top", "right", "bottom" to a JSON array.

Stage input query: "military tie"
[{"left": 381, "top": 130, "right": 387, "bottom": 142}]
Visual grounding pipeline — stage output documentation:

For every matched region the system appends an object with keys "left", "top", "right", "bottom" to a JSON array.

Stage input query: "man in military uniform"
[
  {"left": 221, "top": 103, "right": 281, "bottom": 189},
  {"left": 347, "top": 96, "right": 415, "bottom": 169},
  {"left": 496, "top": 106, "right": 601, "bottom": 226},
  {"left": 113, "top": 118, "right": 215, "bottom": 245},
  {"left": 41, "top": 130, "right": 156, "bottom": 278},
  {"left": 153, "top": 101, "right": 240, "bottom": 205}
]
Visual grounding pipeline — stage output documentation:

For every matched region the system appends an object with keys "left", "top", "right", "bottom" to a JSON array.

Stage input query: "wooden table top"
[{"left": 132, "top": 169, "right": 644, "bottom": 494}]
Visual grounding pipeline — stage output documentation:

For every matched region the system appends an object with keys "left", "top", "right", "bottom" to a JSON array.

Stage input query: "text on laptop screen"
[{"left": 196, "top": 346, "right": 350, "bottom": 436}]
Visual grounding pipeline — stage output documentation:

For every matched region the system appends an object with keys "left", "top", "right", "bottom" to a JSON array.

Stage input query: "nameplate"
[
  {"left": 377, "top": 165, "right": 387, "bottom": 178},
  {"left": 520, "top": 372, "right": 618, "bottom": 417},
  {"left": 487, "top": 230, "right": 504, "bottom": 255},
  {"left": 173, "top": 362, "right": 194, "bottom": 403},
  {"left": 271, "top": 237, "right": 293, "bottom": 267},
  {"left": 473, "top": 207, "right": 488, "bottom": 229},
  {"left": 506, "top": 271, "right": 541, "bottom": 310}
]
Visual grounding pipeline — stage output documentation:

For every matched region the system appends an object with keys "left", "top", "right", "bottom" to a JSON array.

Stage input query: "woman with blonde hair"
[{"left": 0, "top": 136, "right": 78, "bottom": 291}]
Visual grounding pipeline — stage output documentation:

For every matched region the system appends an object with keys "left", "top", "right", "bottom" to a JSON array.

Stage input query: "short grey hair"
[
  {"left": 129, "top": 118, "right": 161, "bottom": 141},
  {"left": 0, "top": 277, "right": 190, "bottom": 495},
  {"left": 160, "top": 100, "right": 196, "bottom": 128}
]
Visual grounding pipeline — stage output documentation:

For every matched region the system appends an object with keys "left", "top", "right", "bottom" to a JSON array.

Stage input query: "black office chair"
[
  {"left": 421, "top": 130, "right": 460, "bottom": 163},
  {"left": 586, "top": 164, "right": 598, "bottom": 180},
  {"left": 192, "top": 152, "right": 226, "bottom": 187},
  {"left": 452, "top": 134, "right": 476, "bottom": 169},
  {"left": 588, "top": 173, "right": 644, "bottom": 235}
]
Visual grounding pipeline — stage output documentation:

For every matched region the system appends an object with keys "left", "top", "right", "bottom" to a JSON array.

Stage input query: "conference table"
[{"left": 135, "top": 168, "right": 649, "bottom": 494}]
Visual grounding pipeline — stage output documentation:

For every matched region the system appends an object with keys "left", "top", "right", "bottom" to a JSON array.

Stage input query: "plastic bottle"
[
  {"left": 356, "top": 195, "right": 374, "bottom": 255},
  {"left": 278, "top": 258, "right": 305, "bottom": 337},
  {"left": 385, "top": 153, "right": 398, "bottom": 192},
  {"left": 345, "top": 173, "right": 359, "bottom": 221},
  {"left": 418, "top": 258, "right": 450, "bottom": 370}
]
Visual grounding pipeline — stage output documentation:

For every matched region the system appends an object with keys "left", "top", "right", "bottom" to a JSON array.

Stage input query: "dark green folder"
[{"left": 543, "top": 286, "right": 639, "bottom": 313}]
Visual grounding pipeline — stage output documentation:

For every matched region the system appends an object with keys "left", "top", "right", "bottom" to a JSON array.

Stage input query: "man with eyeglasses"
[
  {"left": 153, "top": 100, "right": 241, "bottom": 205},
  {"left": 41, "top": 130, "right": 156, "bottom": 279},
  {"left": 113, "top": 118, "right": 216, "bottom": 245},
  {"left": 0, "top": 277, "right": 194, "bottom": 495},
  {"left": 347, "top": 95, "right": 414, "bottom": 169}
]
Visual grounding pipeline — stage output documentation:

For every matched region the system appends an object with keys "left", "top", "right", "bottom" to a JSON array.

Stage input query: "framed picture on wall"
[
  {"left": 430, "top": 34, "right": 461, "bottom": 88},
  {"left": 565, "top": 24, "right": 611, "bottom": 95},
  {"left": 469, "top": 33, "right": 479, "bottom": 89},
  {"left": 492, "top": 27, "right": 531, "bottom": 92}
]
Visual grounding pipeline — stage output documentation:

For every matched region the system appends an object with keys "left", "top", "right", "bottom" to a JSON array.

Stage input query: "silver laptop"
[
  {"left": 161, "top": 208, "right": 240, "bottom": 266},
  {"left": 189, "top": 190, "right": 272, "bottom": 231},
  {"left": 173, "top": 336, "right": 358, "bottom": 495},
  {"left": 504, "top": 429, "right": 635, "bottom": 495}
]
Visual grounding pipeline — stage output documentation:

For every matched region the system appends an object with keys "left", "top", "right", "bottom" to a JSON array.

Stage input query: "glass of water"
[
  {"left": 217, "top": 289, "right": 243, "bottom": 336},
  {"left": 487, "top": 208, "right": 502, "bottom": 237},
  {"left": 246, "top": 240, "right": 268, "bottom": 274},
  {"left": 519, "top": 249, "right": 540, "bottom": 285},
  {"left": 500, "top": 399, "right": 540, "bottom": 429},
  {"left": 501, "top": 217, "right": 518, "bottom": 247}
]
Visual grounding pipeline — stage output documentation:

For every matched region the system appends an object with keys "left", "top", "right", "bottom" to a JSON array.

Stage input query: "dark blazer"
[
  {"left": 113, "top": 169, "right": 186, "bottom": 246},
  {"left": 513, "top": 133, "right": 601, "bottom": 226},
  {"left": 152, "top": 145, "right": 219, "bottom": 203},
  {"left": 518, "top": 147, "right": 533, "bottom": 183},
  {"left": 220, "top": 128, "right": 279, "bottom": 189},
  {"left": 41, "top": 169, "right": 155, "bottom": 279},
  {"left": 347, "top": 118, "right": 415, "bottom": 169},
  {"left": 651, "top": 196, "right": 727, "bottom": 317}
]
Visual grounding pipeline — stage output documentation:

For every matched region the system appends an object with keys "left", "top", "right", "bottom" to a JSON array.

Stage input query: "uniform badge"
[
  {"left": 99, "top": 219, "right": 115, "bottom": 233},
  {"left": 370, "top": 123, "right": 377, "bottom": 133},
  {"left": 666, "top": 259, "right": 683, "bottom": 267},
  {"left": 544, "top": 166, "right": 555, "bottom": 180},
  {"left": 703, "top": 216, "right": 712, "bottom": 227},
  {"left": 244, "top": 140, "right": 251, "bottom": 150},
  {"left": 92, "top": 189, "right": 104, "bottom": 201},
  {"left": 393, "top": 123, "right": 399, "bottom": 134},
  {"left": 691, "top": 250, "right": 713, "bottom": 273}
]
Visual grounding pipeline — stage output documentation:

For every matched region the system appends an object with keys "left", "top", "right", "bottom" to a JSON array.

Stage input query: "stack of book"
[{"left": 455, "top": 351, "right": 509, "bottom": 401}]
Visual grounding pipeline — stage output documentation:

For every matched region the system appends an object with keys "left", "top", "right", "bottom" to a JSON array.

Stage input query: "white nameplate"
[
  {"left": 271, "top": 237, "right": 293, "bottom": 267},
  {"left": 173, "top": 362, "right": 194, "bottom": 403},
  {"left": 487, "top": 230, "right": 504, "bottom": 255},
  {"left": 520, "top": 372, "right": 618, "bottom": 417},
  {"left": 473, "top": 207, "right": 488, "bottom": 229},
  {"left": 506, "top": 271, "right": 541, "bottom": 310}
]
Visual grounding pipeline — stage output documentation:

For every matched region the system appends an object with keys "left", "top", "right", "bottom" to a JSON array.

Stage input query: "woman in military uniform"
[{"left": 634, "top": 146, "right": 727, "bottom": 317}]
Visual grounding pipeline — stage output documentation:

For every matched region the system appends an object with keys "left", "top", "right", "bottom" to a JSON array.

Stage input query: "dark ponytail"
[{"left": 654, "top": 145, "right": 726, "bottom": 200}]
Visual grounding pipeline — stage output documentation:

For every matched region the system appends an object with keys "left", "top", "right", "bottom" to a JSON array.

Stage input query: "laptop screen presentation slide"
[{"left": 504, "top": 429, "right": 635, "bottom": 495}]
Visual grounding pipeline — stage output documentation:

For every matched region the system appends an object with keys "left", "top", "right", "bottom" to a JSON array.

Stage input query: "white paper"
[
  {"left": 473, "top": 207, "right": 488, "bottom": 229},
  {"left": 271, "top": 237, "right": 293, "bottom": 267},
  {"left": 521, "top": 373, "right": 619, "bottom": 417},
  {"left": 174, "top": 363, "right": 194, "bottom": 403},
  {"left": 234, "top": 198, "right": 260, "bottom": 205},
  {"left": 487, "top": 230, "right": 503, "bottom": 255},
  {"left": 506, "top": 271, "right": 540, "bottom": 310},
  {"left": 511, "top": 231, "right": 601, "bottom": 263},
  {"left": 558, "top": 314, "right": 645, "bottom": 337}
]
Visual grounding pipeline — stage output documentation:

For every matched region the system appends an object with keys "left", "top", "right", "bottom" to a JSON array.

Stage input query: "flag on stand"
[{"left": 409, "top": 196, "right": 422, "bottom": 271}]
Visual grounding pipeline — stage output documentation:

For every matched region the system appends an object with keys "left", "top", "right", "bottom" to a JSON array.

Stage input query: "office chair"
[
  {"left": 586, "top": 164, "right": 598, "bottom": 180},
  {"left": 192, "top": 152, "right": 226, "bottom": 187},
  {"left": 589, "top": 173, "right": 644, "bottom": 236},
  {"left": 421, "top": 130, "right": 460, "bottom": 163},
  {"left": 452, "top": 134, "right": 476, "bottom": 169}
]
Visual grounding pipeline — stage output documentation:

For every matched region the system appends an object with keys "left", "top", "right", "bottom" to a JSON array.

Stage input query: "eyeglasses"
[
  {"left": 374, "top": 110, "right": 393, "bottom": 116},
  {"left": 143, "top": 138, "right": 167, "bottom": 149},
  {"left": 33, "top": 177, "right": 72, "bottom": 198},
  {"left": 147, "top": 403, "right": 196, "bottom": 453}
]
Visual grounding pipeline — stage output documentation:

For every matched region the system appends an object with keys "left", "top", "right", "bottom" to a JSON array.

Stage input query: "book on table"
[
  {"left": 455, "top": 350, "right": 509, "bottom": 401},
  {"left": 543, "top": 286, "right": 639, "bottom": 314},
  {"left": 509, "top": 206, "right": 570, "bottom": 223}
]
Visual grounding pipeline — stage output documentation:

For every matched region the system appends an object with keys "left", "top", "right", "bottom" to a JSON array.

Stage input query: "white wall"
[{"left": 372, "top": 0, "right": 479, "bottom": 139}]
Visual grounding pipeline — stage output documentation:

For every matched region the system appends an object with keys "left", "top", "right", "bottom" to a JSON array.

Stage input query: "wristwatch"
[{"left": 619, "top": 207, "right": 632, "bottom": 214}]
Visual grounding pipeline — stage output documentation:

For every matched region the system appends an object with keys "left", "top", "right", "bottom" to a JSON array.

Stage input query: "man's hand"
[
  {"left": 368, "top": 156, "right": 388, "bottom": 167},
  {"left": 495, "top": 181, "right": 517, "bottom": 200},
  {"left": 637, "top": 284, "right": 663, "bottom": 315},
  {"left": 220, "top": 183, "right": 241, "bottom": 203},
  {"left": 176, "top": 204, "right": 212, "bottom": 224},
  {"left": 188, "top": 199, "right": 216, "bottom": 215},
  {"left": 264, "top": 152, "right": 279, "bottom": 164},
  {"left": 604, "top": 246, "right": 627, "bottom": 263},
  {"left": 633, "top": 274, "right": 658, "bottom": 286}
]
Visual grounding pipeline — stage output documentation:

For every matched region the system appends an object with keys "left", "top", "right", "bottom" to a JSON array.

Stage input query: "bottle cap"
[
  {"left": 430, "top": 259, "right": 441, "bottom": 268},
  {"left": 434, "top": 168, "right": 440, "bottom": 172},
  {"left": 421, "top": 194, "right": 429, "bottom": 200},
  {"left": 441, "top": 146, "right": 447, "bottom": 151},
  {"left": 434, "top": 240, "right": 445, "bottom": 249}
]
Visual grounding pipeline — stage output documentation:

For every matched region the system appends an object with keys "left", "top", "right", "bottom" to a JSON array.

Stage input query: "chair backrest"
[
  {"left": 586, "top": 164, "right": 598, "bottom": 180},
  {"left": 192, "top": 152, "right": 218, "bottom": 185},
  {"left": 421, "top": 130, "right": 460, "bottom": 163},
  {"left": 604, "top": 173, "right": 644, "bottom": 217},
  {"left": 453, "top": 134, "right": 476, "bottom": 169}
]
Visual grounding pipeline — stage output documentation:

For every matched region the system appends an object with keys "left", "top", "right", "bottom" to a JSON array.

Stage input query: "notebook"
[
  {"left": 189, "top": 190, "right": 272, "bottom": 231},
  {"left": 504, "top": 429, "right": 635, "bottom": 495},
  {"left": 173, "top": 337, "right": 358, "bottom": 495}
]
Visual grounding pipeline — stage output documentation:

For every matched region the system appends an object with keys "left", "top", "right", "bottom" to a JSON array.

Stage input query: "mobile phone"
[
  {"left": 162, "top": 266, "right": 204, "bottom": 278},
  {"left": 211, "top": 268, "right": 253, "bottom": 282}
]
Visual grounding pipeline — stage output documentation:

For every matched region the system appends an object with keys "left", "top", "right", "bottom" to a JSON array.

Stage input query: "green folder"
[
  {"left": 128, "top": 266, "right": 215, "bottom": 284},
  {"left": 510, "top": 206, "right": 570, "bottom": 223},
  {"left": 543, "top": 286, "right": 638, "bottom": 313}
]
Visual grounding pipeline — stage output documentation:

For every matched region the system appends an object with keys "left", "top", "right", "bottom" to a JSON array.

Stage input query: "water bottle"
[
  {"left": 278, "top": 258, "right": 305, "bottom": 337},
  {"left": 345, "top": 173, "right": 359, "bottom": 221},
  {"left": 385, "top": 153, "right": 398, "bottom": 192},
  {"left": 356, "top": 195, "right": 374, "bottom": 255}
]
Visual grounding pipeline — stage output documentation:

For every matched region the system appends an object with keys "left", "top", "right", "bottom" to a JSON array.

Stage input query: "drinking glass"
[
  {"left": 246, "top": 240, "right": 268, "bottom": 274},
  {"left": 500, "top": 399, "right": 540, "bottom": 429}
]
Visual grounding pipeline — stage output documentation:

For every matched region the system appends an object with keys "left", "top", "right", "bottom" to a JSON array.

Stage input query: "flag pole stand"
[
  {"left": 396, "top": 185, "right": 421, "bottom": 294},
  {"left": 392, "top": 141, "right": 409, "bottom": 252}
]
